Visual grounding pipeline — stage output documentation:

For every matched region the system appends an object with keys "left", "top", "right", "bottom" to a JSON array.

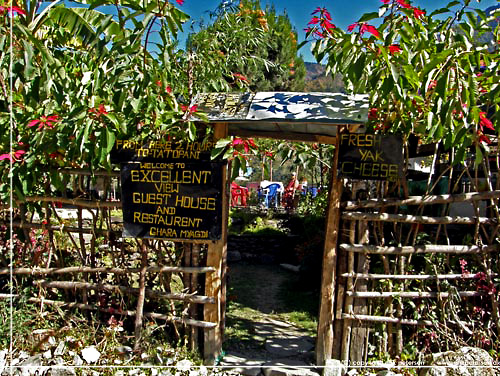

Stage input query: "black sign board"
[
  {"left": 111, "top": 139, "right": 217, "bottom": 163},
  {"left": 120, "top": 161, "right": 224, "bottom": 241},
  {"left": 338, "top": 134, "right": 403, "bottom": 181}
]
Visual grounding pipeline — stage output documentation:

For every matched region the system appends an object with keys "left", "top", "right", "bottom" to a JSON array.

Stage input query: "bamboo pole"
[
  {"left": 332, "top": 221, "right": 351, "bottom": 359},
  {"left": 340, "top": 244, "right": 499, "bottom": 255},
  {"left": 21, "top": 196, "right": 121, "bottom": 208},
  {"left": 17, "top": 298, "right": 216, "bottom": 328},
  {"left": 33, "top": 280, "right": 215, "bottom": 304},
  {"left": 316, "top": 127, "right": 343, "bottom": 366},
  {"left": 0, "top": 266, "right": 215, "bottom": 275},
  {"left": 345, "top": 291, "right": 485, "bottom": 298},
  {"left": 134, "top": 241, "right": 148, "bottom": 350},
  {"left": 5, "top": 221, "right": 118, "bottom": 235},
  {"left": 342, "top": 212, "right": 495, "bottom": 225},
  {"left": 339, "top": 272, "right": 496, "bottom": 280},
  {"left": 344, "top": 190, "right": 500, "bottom": 210},
  {"left": 204, "top": 123, "right": 228, "bottom": 364}
]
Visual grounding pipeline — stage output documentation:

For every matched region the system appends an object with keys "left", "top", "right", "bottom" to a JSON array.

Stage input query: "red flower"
[
  {"left": 427, "top": 80, "right": 437, "bottom": 90},
  {"left": 156, "top": 80, "right": 162, "bottom": 87},
  {"left": 413, "top": 7, "right": 425, "bottom": 19},
  {"left": 396, "top": 0, "right": 412, "bottom": 9},
  {"left": 479, "top": 112, "right": 494, "bottom": 131},
  {"left": 89, "top": 104, "right": 108, "bottom": 117},
  {"left": 380, "top": 0, "right": 390, "bottom": 3},
  {"left": 175, "top": 0, "right": 184, "bottom": 5},
  {"left": 308, "top": 16, "right": 320, "bottom": 25},
  {"left": 368, "top": 108, "right": 378, "bottom": 120},
  {"left": 348, "top": 23, "right": 379, "bottom": 38},
  {"left": 389, "top": 44, "right": 402, "bottom": 54},
  {"left": 361, "top": 24, "right": 380, "bottom": 38},
  {"left": 232, "top": 73, "right": 248, "bottom": 82},
  {"left": 307, "top": 7, "right": 335, "bottom": 39},
  {"left": 27, "top": 115, "right": 59, "bottom": 130},
  {"left": 181, "top": 104, "right": 198, "bottom": 114},
  {"left": 347, "top": 23, "right": 357, "bottom": 32},
  {"left": 166, "top": 86, "right": 173, "bottom": 94},
  {"left": 0, "top": 149, "right": 26, "bottom": 162},
  {"left": 0, "top": 5, "right": 26, "bottom": 15}
]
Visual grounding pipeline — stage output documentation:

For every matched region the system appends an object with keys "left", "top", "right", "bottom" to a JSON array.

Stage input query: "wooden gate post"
[
  {"left": 204, "top": 123, "right": 229, "bottom": 364},
  {"left": 316, "top": 130, "right": 343, "bottom": 366}
]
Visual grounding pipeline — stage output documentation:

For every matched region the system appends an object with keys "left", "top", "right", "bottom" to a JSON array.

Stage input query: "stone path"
[
  {"left": 219, "top": 317, "right": 319, "bottom": 376},
  {"left": 219, "top": 263, "right": 320, "bottom": 376}
]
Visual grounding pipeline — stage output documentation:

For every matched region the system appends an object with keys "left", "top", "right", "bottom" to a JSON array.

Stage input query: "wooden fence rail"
[
  {"left": 344, "top": 190, "right": 500, "bottom": 210},
  {"left": 0, "top": 266, "right": 215, "bottom": 275},
  {"left": 34, "top": 280, "right": 215, "bottom": 304},
  {"left": 340, "top": 244, "right": 499, "bottom": 254},
  {"left": 0, "top": 296, "right": 216, "bottom": 328}
]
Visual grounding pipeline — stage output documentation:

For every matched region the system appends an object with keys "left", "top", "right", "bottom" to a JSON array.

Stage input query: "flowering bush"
[{"left": 308, "top": 0, "right": 498, "bottom": 164}]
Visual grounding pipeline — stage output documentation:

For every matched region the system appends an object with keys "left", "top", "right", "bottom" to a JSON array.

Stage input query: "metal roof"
[{"left": 192, "top": 92, "right": 369, "bottom": 144}]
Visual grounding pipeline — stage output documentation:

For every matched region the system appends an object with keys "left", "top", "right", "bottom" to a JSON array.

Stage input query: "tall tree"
[{"left": 187, "top": 0, "right": 306, "bottom": 92}]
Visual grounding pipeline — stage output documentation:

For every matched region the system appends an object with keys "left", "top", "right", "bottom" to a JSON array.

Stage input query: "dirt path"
[{"left": 220, "top": 262, "right": 319, "bottom": 374}]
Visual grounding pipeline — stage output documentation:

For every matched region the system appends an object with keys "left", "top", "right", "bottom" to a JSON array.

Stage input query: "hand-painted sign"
[
  {"left": 111, "top": 139, "right": 217, "bottom": 163},
  {"left": 338, "top": 134, "right": 403, "bottom": 181},
  {"left": 120, "top": 161, "right": 224, "bottom": 241}
]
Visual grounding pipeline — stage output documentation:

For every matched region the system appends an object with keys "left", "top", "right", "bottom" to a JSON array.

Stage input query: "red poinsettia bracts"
[
  {"left": 305, "top": 7, "right": 336, "bottom": 39},
  {"left": 89, "top": 104, "right": 109, "bottom": 117},
  {"left": 181, "top": 104, "right": 198, "bottom": 115},
  {"left": 389, "top": 44, "right": 402, "bottom": 54},
  {"left": 27, "top": 115, "right": 59, "bottom": 130},
  {"left": 348, "top": 22, "right": 380, "bottom": 38},
  {"left": 0, "top": 5, "right": 26, "bottom": 15},
  {"left": 0, "top": 149, "right": 26, "bottom": 162},
  {"left": 478, "top": 112, "right": 494, "bottom": 144}
]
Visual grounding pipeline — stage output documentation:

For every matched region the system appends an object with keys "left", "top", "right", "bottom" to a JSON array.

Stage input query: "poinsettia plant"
[
  {"left": 0, "top": 0, "right": 215, "bottom": 204},
  {"left": 307, "top": 0, "right": 498, "bottom": 165}
]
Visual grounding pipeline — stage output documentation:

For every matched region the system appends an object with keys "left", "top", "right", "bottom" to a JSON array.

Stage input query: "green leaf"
[
  {"left": 358, "top": 12, "right": 379, "bottom": 23},
  {"left": 231, "top": 157, "right": 241, "bottom": 181},
  {"left": 215, "top": 139, "right": 231, "bottom": 149}
]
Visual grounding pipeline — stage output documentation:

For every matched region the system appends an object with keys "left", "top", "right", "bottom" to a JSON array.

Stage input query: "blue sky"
[{"left": 177, "top": 0, "right": 499, "bottom": 62}]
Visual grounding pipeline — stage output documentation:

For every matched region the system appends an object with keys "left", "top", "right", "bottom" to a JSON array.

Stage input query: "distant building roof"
[{"left": 191, "top": 92, "right": 369, "bottom": 144}]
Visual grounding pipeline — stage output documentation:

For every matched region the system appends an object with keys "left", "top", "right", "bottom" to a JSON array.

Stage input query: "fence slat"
[
  {"left": 340, "top": 244, "right": 499, "bottom": 255},
  {"left": 340, "top": 272, "right": 497, "bottom": 280},
  {"left": 34, "top": 280, "right": 215, "bottom": 304},
  {"left": 344, "top": 190, "right": 500, "bottom": 210},
  {"left": 0, "top": 266, "right": 215, "bottom": 275},
  {"left": 346, "top": 291, "right": 485, "bottom": 298},
  {"left": 342, "top": 212, "right": 495, "bottom": 225},
  {"left": 22, "top": 297, "right": 216, "bottom": 328}
]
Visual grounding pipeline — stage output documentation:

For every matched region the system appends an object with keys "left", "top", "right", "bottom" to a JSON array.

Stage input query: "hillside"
[{"left": 304, "top": 62, "right": 345, "bottom": 93}]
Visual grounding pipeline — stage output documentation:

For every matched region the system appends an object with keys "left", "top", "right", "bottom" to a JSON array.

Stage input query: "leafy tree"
[
  {"left": 307, "top": 1, "right": 498, "bottom": 165},
  {"left": 0, "top": 0, "right": 199, "bottom": 203},
  {"left": 187, "top": 0, "right": 306, "bottom": 92}
]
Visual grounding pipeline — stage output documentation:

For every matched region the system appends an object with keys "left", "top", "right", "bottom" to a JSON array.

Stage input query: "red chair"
[{"left": 231, "top": 182, "right": 248, "bottom": 207}]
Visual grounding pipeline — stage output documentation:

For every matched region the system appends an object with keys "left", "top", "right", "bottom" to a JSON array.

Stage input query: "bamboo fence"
[
  {"left": 334, "top": 177, "right": 500, "bottom": 363},
  {"left": 0, "top": 168, "right": 214, "bottom": 351}
]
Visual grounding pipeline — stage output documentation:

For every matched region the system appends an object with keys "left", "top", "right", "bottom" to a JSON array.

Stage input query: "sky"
[{"left": 177, "top": 0, "right": 499, "bottom": 62}]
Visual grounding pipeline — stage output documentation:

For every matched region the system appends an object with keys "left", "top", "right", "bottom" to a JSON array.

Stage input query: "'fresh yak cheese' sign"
[{"left": 338, "top": 134, "right": 403, "bottom": 181}]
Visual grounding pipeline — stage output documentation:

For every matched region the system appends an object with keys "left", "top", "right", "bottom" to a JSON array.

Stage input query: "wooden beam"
[
  {"left": 343, "top": 190, "right": 500, "bottom": 210},
  {"left": 340, "top": 243, "right": 500, "bottom": 255},
  {"left": 204, "top": 123, "right": 229, "bottom": 364},
  {"left": 342, "top": 211, "right": 496, "bottom": 225},
  {"left": 229, "top": 128, "right": 337, "bottom": 145},
  {"left": 316, "top": 127, "right": 343, "bottom": 366},
  {"left": 0, "top": 266, "right": 215, "bottom": 275}
]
